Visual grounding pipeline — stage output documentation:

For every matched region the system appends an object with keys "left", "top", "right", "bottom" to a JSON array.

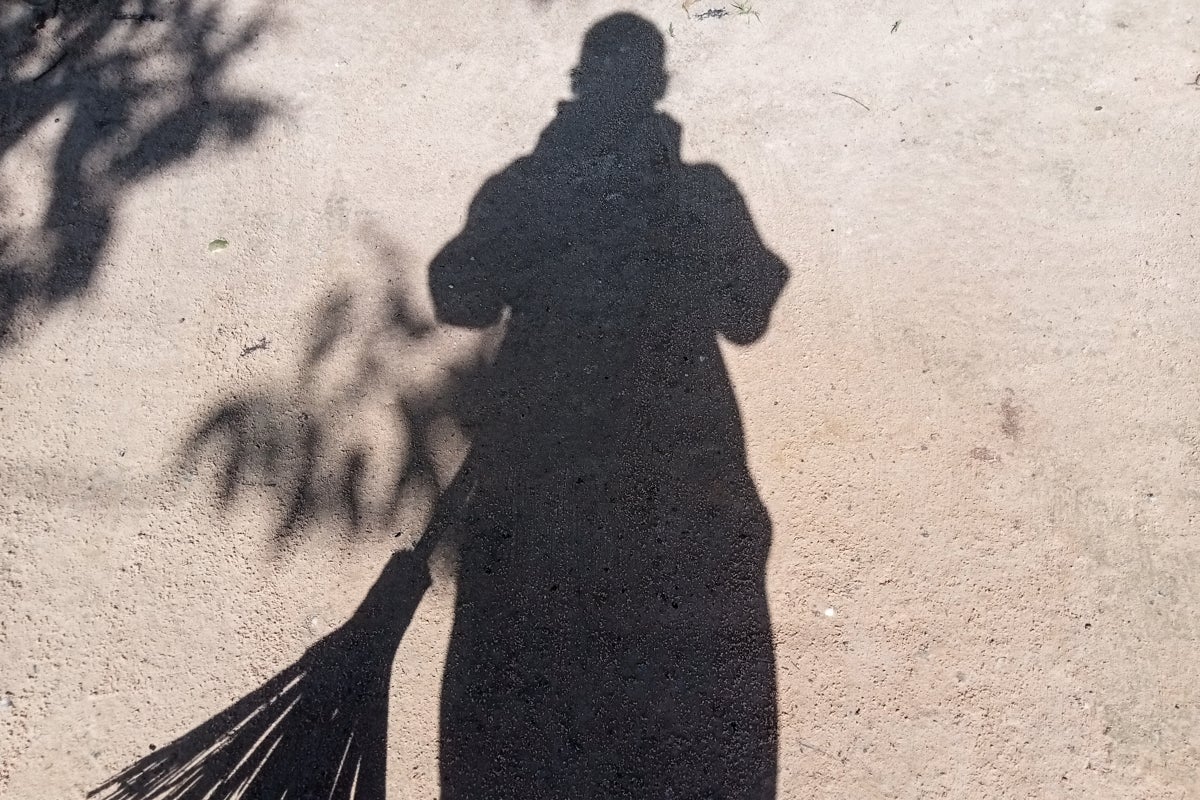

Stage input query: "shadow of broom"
[{"left": 90, "top": 475, "right": 474, "bottom": 800}]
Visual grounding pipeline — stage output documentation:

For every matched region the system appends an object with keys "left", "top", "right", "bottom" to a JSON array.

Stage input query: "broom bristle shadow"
[{"left": 90, "top": 544, "right": 434, "bottom": 800}]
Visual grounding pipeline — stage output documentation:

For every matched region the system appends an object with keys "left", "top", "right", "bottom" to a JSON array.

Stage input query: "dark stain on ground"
[
  {"left": 1000, "top": 391, "right": 1022, "bottom": 440},
  {"left": 971, "top": 446, "right": 1000, "bottom": 463}
]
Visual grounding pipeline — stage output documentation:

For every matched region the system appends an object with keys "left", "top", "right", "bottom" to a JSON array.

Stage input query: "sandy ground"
[{"left": 2, "top": 0, "right": 1198, "bottom": 797}]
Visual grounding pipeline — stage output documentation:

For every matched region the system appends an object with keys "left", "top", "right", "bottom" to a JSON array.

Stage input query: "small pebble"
[{"left": 824, "top": 607, "right": 836, "bottom": 618}]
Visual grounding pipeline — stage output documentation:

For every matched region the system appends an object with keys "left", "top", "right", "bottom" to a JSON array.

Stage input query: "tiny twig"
[
  {"left": 32, "top": 48, "right": 69, "bottom": 82},
  {"left": 831, "top": 91, "right": 870, "bottom": 111},
  {"left": 891, "top": 20, "right": 901, "bottom": 33},
  {"left": 796, "top": 738, "right": 839, "bottom": 761},
  {"left": 240, "top": 337, "right": 269, "bottom": 357},
  {"left": 731, "top": 1, "right": 760, "bottom": 20}
]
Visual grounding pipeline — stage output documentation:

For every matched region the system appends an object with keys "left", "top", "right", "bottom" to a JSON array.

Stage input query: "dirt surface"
[{"left": 2, "top": 1, "right": 1198, "bottom": 797}]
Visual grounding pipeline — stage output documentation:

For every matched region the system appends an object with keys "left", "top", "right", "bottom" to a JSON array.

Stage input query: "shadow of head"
[{"left": 570, "top": 13, "right": 667, "bottom": 111}]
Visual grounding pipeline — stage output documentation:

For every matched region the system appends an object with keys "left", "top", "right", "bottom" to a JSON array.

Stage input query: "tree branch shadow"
[
  {"left": 94, "top": 260, "right": 486, "bottom": 797},
  {"left": 0, "top": 0, "right": 275, "bottom": 347}
]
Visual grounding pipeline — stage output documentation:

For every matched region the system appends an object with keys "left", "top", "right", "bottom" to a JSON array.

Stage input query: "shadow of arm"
[
  {"left": 689, "top": 165, "right": 789, "bottom": 346},
  {"left": 429, "top": 172, "right": 520, "bottom": 328}
]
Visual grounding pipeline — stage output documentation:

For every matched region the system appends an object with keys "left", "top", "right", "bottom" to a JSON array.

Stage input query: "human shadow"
[
  {"left": 93, "top": 12, "right": 788, "bottom": 799},
  {"left": 0, "top": 0, "right": 272, "bottom": 347},
  {"left": 432, "top": 14, "right": 787, "bottom": 797}
]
